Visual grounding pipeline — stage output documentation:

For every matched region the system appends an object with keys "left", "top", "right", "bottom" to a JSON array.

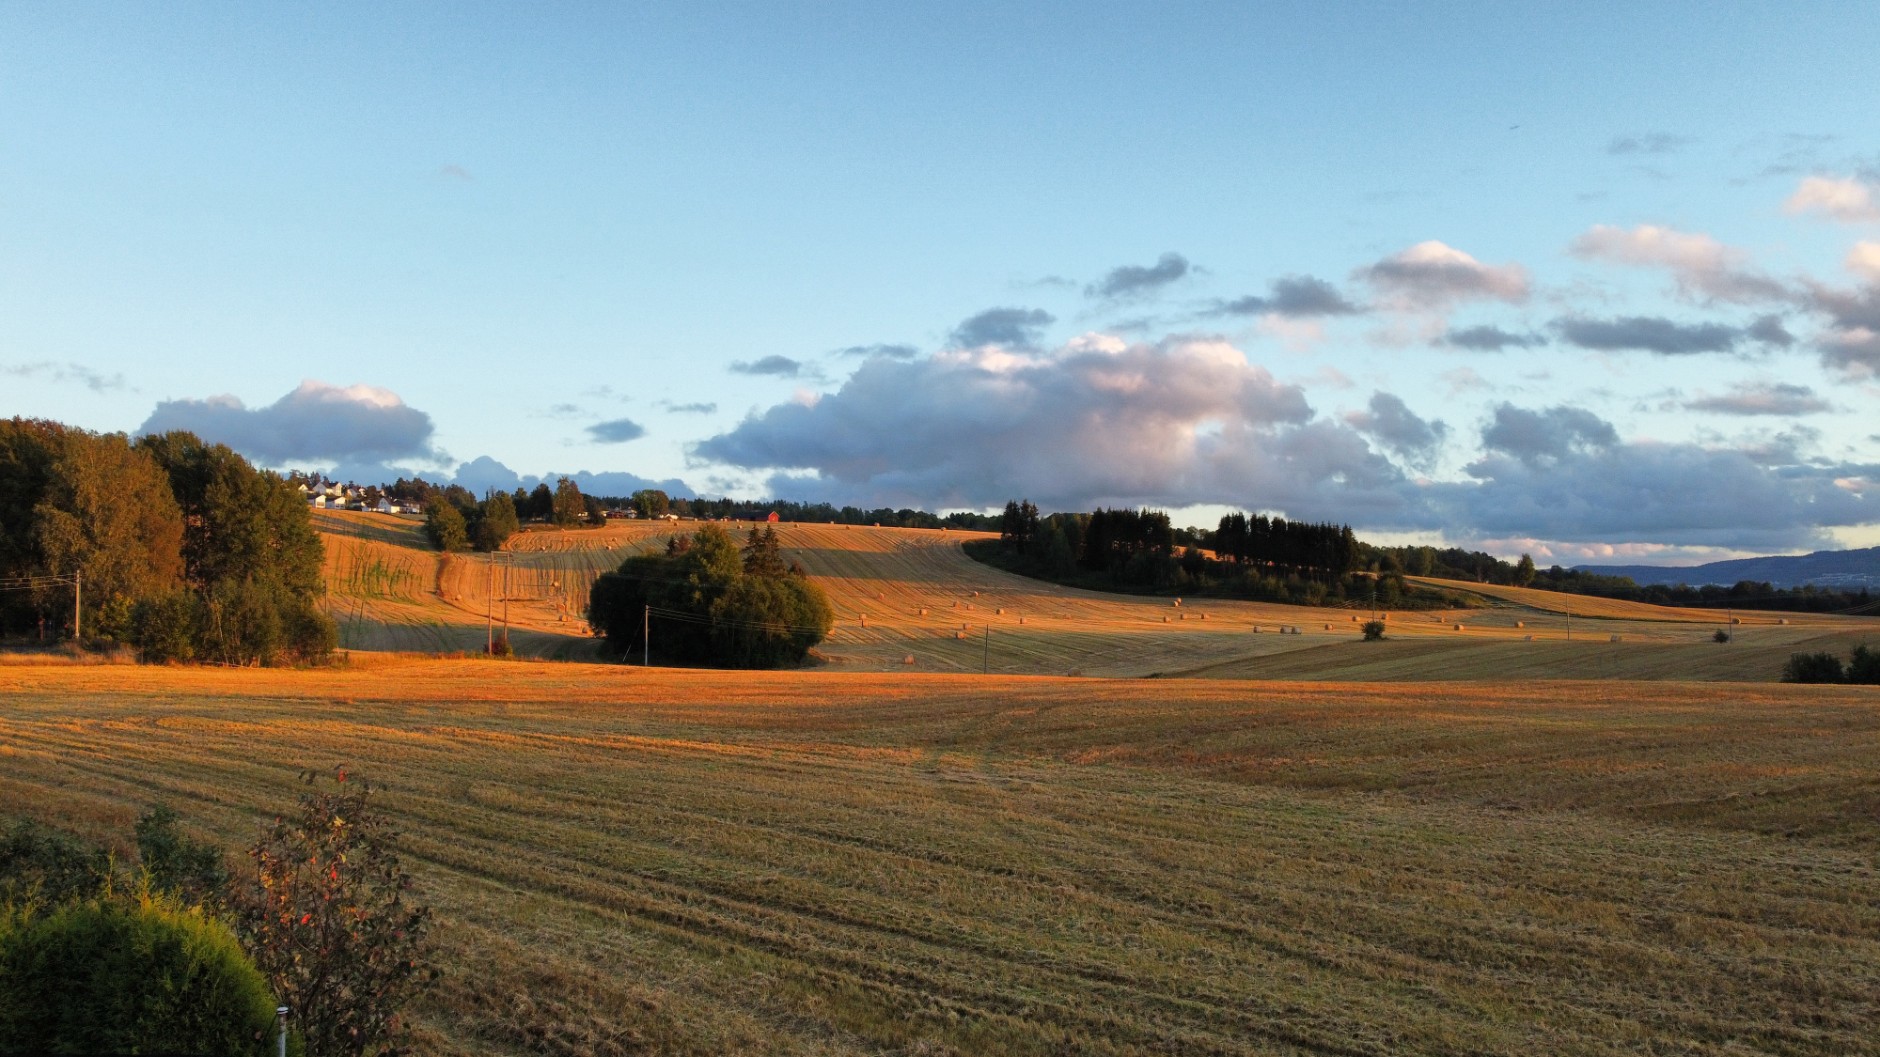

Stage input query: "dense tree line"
[
  {"left": 1213, "top": 513, "right": 1359, "bottom": 579},
  {"left": 586, "top": 523, "right": 834, "bottom": 668},
  {"left": 0, "top": 420, "right": 333, "bottom": 664}
]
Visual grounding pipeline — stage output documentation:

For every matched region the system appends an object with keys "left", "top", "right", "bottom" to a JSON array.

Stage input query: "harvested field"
[
  {"left": 3, "top": 662, "right": 1877, "bottom": 1055},
  {"left": 314, "top": 513, "right": 1880, "bottom": 681}
]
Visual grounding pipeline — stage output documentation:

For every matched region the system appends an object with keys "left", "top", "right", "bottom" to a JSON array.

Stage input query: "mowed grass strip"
[{"left": 2, "top": 662, "right": 1877, "bottom": 1055}]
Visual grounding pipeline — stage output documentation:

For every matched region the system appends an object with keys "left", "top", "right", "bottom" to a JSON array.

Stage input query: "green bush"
[
  {"left": 1781, "top": 651, "right": 1845, "bottom": 684},
  {"left": 0, "top": 895, "right": 281, "bottom": 1056},
  {"left": 1361, "top": 620, "right": 1386, "bottom": 641},
  {"left": 1848, "top": 645, "right": 1880, "bottom": 686},
  {"left": 0, "top": 819, "right": 111, "bottom": 906},
  {"left": 1713, "top": 628, "right": 1731, "bottom": 643}
]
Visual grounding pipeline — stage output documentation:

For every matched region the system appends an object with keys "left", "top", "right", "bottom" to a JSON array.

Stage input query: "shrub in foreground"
[
  {"left": 1361, "top": 620, "right": 1386, "bottom": 641},
  {"left": 233, "top": 770, "right": 433, "bottom": 1057},
  {"left": 0, "top": 895, "right": 280, "bottom": 1056}
]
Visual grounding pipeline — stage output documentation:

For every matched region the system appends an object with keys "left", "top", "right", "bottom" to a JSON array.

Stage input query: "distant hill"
[{"left": 1577, "top": 546, "right": 1880, "bottom": 589}]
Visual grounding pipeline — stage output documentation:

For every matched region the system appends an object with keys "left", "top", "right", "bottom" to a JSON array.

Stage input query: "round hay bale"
[
  {"left": 1324, "top": 623, "right": 1332, "bottom": 631},
  {"left": 1515, "top": 620, "right": 1525, "bottom": 628},
  {"left": 1453, "top": 623, "right": 1465, "bottom": 631},
  {"left": 859, "top": 615, "right": 867, "bottom": 627},
  {"left": 1173, "top": 598, "right": 1182, "bottom": 607},
  {"left": 1731, "top": 617, "right": 1742, "bottom": 624},
  {"left": 1525, "top": 634, "right": 1534, "bottom": 641},
  {"left": 955, "top": 631, "right": 967, "bottom": 640},
  {"left": 1610, "top": 634, "right": 1623, "bottom": 643},
  {"left": 1180, "top": 613, "right": 1187, "bottom": 620},
  {"left": 1778, "top": 618, "right": 1790, "bottom": 625},
  {"left": 918, "top": 607, "right": 927, "bottom": 616},
  {"left": 996, "top": 607, "right": 1004, "bottom": 615},
  {"left": 1162, "top": 616, "right": 1170, "bottom": 623},
  {"left": 903, "top": 654, "right": 916, "bottom": 665}
]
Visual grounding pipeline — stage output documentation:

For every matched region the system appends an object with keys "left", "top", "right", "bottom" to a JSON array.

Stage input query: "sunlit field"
[
  {"left": 4, "top": 661, "right": 1877, "bottom": 1055},
  {"left": 314, "top": 513, "right": 1880, "bottom": 680}
]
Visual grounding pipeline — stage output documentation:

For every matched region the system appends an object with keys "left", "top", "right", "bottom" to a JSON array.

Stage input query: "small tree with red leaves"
[{"left": 235, "top": 769, "right": 433, "bottom": 1057}]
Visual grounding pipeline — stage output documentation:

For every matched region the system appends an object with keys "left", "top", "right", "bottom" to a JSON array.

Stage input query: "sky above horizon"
[{"left": 5, "top": 2, "right": 1879, "bottom": 565}]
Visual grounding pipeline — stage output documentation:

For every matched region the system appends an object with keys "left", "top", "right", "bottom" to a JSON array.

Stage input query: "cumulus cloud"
[
  {"left": 1213, "top": 275, "right": 1361, "bottom": 318},
  {"left": 1683, "top": 381, "right": 1831, "bottom": 416},
  {"left": 1343, "top": 392, "right": 1447, "bottom": 463},
  {"left": 1554, "top": 315, "right": 1754, "bottom": 355},
  {"left": 586, "top": 417, "right": 646, "bottom": 443},
  {"left": 1480, "top": 404, "right": 1618, "bottom": 465},
  {"left": 693, "top": 334, "right": 1424, "bottom": 519},
  {"left": 1087, "top": 252, "right": 1191, "bottom": 299},
  {"left": 138, "top": 380, "right": 438, "bottom": 466},
  {"left": 3, "top": 360, "right": 129, "bottom": 392},
  {"left": 1358, "top": 241, "right": 1530, "bottom": 308},
  {"left": 1785, "top": 175, "right": 1880, "bottom": 222},
  {"left": 1568, "top": 224, "right": 1788, "bottom": 304},
  {"left": 833, "top": 343, "right": 920, "bottom": 360},
  {"left": 1441, "top": 325, "right": 1545, "bottom": 351},
  {"left": 1846, "top": 241, "right": 1880, "bottom": 285},
  {"left": 1607, "top": 133, "right": 1691, "bottom": 156},
  {"left": 1436, "top": 421, "right": 1872, "bottom": 550},
  {"left": 1821, "top": 327, "right": 1880, "bottom": 378},
  {"left": 950, "top": 307, "right": 1055, "bottom": 348}
]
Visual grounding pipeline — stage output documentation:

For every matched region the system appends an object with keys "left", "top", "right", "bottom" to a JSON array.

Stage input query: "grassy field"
[
  {"left": 4, "top": 660, "right": 1877, "bottom": 1055},
  {"left": 313, "top": 513, "right": 1880, "bottom": 681}
]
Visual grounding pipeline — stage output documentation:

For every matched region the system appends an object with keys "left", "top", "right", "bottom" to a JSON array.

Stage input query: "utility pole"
[
  {"left": 72, "top": 570, "right": 80, "bottom": 642},
  {"left": 485, "top": 556, "right": 494, "bottom": 655},
  {"left": 643, "top": 604, "right": 650, "bottom": 667}
]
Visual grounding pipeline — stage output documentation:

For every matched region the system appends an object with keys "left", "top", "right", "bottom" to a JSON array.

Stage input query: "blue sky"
[{"left": 5, "top": 2, "right": 1879, "bottom": 563}]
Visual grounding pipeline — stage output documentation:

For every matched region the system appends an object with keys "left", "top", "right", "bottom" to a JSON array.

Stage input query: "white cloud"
[
  {"left": 1568, "top": 224, "right": 1787, "bottom": 303},
  {"left": 138, "top": 380, "right": 439, "bottom": 466},
  {"left": 1785, "top": 175, "right": 1880, "bottom": 223},
  {"left": 1846, "top": 241, "right": 1880, "bottom": 284},
  {"left": 1358, "top": 241, "right": 1530, "bottom": 309}
]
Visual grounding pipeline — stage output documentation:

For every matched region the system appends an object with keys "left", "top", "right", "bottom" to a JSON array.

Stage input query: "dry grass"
[{"left": 3, "top": 661, "right": 1877, "bottom": 1055}]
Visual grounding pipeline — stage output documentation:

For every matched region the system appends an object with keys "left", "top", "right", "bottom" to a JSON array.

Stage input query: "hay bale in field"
[
  {"left": 903, "top": 654, "right": 915, "bottom": 665},
  {"left": 1731, "top": 617, "right": 1742, "bottom": 624},
  {"left": 1162, "top": 616, "right": 1170, "bottom": 623},
  {"left": 1324, "top": 623, "right": 1332, "bottom": 631},
  {"left": 1515, "top": 620, "right": 1525, "bottom": 628},
  {"left": 1180, "top": 613, "right": 1187, "bottom": 620},
  {"left": 996, "top": 607, "right": 1004, "bottom": 615},
  {"left": 859, "top": 614, "right": 867, "bottom": 627},
  {"left": 1525, "top": 635, "right": 1534, "bottom": 641},
  {"left": 1200, "top": 613, "right": 1208, "bottom": 620},
  {"left": 1018, "top": 616, "right": 1024, "bottom": 624},
  {"left": 955, "top": 631, "right": 967, "bottom": 640},
  {"left": 1453, "top": 623, "right": 1465, "bottom": 631},
  {"left": 918, "top": 607, "right": 927, "bottom": 616},
  {"left": 1173, "top": 598, "right": 1182, "bottom": 607},
  {"left": 1610, "top": 634, "right": 1623, "bottom": 642},
  {"left": 1778, "top": 618, "right": 1790, "bottom": 625}
]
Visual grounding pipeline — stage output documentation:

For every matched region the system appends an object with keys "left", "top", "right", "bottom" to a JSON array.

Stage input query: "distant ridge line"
[{"left": 1576, "top": 545, "right": 1880, "bottom": 589}]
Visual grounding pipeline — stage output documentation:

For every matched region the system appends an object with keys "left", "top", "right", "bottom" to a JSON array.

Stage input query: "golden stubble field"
[
  {"left": 4, "top": 660, "right": 1878, "bottom": 1055},
  {"left": 313, "top": 512, "right": 1880, "bottom": 681}
]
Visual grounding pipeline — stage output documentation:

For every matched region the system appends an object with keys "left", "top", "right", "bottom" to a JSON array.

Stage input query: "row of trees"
[
  {"left": 586, "top": 524, "right": 834, "bottom": 668},
  {"left": 1781, "top": 646, "right": 1880, "bottom": 684},
  {"left": 1213, "top": 513, "right": 1360, "bottom": 579},
  {"left": 422, "top": 477, "right": 601, "bottom": 552},
  {"left": 0, "top": 420, "right": 334, "bottom": 664}
]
